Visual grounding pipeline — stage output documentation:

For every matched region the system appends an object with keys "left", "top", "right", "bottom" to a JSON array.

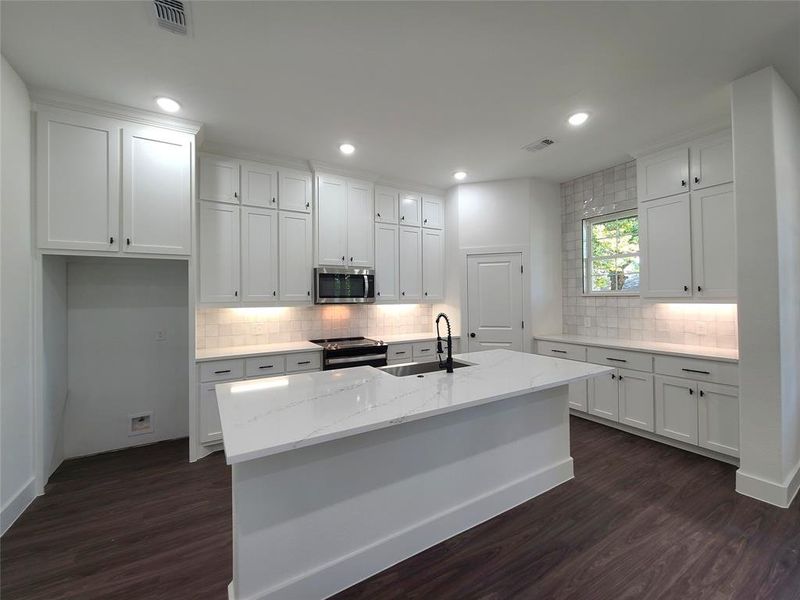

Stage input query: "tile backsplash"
[
  {"left": 561, "top": 161, "right": 738, "bottom": 349},
  {"left": 197, "top": 304, "right": 435, "bottom": 349}
]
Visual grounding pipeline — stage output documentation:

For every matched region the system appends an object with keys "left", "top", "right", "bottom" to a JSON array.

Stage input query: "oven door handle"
[{"left": 325, "top": 353, "right": 387, "bottom": 365}]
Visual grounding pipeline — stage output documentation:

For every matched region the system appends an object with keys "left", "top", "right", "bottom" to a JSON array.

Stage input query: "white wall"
[
  {"left": 41, "top": 256, "right": 67, "bottom": 477},
  {"left": 0, "top": 56, "right": 36, "bottom": 534},
  {"left": 64, "top": 259, "right": 189, "bottom": 458},
  {"left": 529, "top": 179, "right": 562, "bottom": 335}
]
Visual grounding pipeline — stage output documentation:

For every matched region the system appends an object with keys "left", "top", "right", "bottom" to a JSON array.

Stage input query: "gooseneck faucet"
[{"left": 435, "top": 312, "right": 454, "bottom": 373}]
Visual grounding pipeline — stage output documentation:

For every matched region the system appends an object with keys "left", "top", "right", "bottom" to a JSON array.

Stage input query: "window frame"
[{"left": 582, "top": 208, "right": 640, "bottom": 296}]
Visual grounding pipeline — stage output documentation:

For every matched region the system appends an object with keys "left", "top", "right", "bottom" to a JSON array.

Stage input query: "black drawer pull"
[
  {"left": 682, "top": 368, "right": 710, "bottom": 375},
  {"left": 419, "top": 348, "right": 430, "bottom": 352},
  {"left": 258, "top": 365, "right": 274, "bottom": 370},
  {"left": 551, "top": 349, "right": 567, "bottom": 354},
  {"left": 214, "top": 369, "right": 231, "bottom": 374},
  {"left": 297, "top": 360, "right": 311, "bottom": 365},
  {"left": 606, "top": 357, "right": 627, "bottom": 363},
  {"left": 395, "top": 351, "right": 406, "bottom": 355}
]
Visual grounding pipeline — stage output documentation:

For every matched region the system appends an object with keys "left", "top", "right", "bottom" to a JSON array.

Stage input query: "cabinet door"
[
  {"left": 279, "top": 168, "right": 312, "bottom": 213},
  {"left": 618, "top": 369, "right": 655, "bottom": 432},
  {"left": 398, "top": 226, "right": 422, "bottom": 301},
  {"left": 316, "top": 174, "right": 348, "bottom": 266},
  {"left": 199, "top": 202, "right": 240, "bottom": 303},
  {"left": 279, "top": 212, "right": 312, "bottom": 302},
  {"left": 399, "top": 192, "right": 422, "bottom": 227},
  {"left": 199, "top": 155, "right": 239, "bottom": 204},
  {"left": 375, "top": 186, "right": 398, "bottom": 224},
  {"left": 640, "top": 194, "right": 692, "bottom": 297},
  {"left": 241, "top": 207, "right": 278, "bottom": 303},
  {"left": 691, "top": 183, "right": 736, "bottom": 298},
  {"left": 122, "top": 126, "right": 191, "bottom": 255},
  {"left": 241, "top": 161, "right": 278, "bottom": 208},
  {"left": 637, "top": 146, "right": 689, "bottom": 201},
  {"left": 422, "top": 228, "right": 444, "bottom": 301},
  {"left": 347, "top": 179, "right": 374, "bottom": 268},
  {"left": 36, "top": 109, "right": 120, "bottom": 251},
  {"left": 374, "top": 223, "right": 399, "bottom": 302},
  {"left": 655, "top": 376, "right": 698, "bottom": 444},
  {"left": 690, "top": 131, "right": 733, "bottom": 190},
  {"left": 422, "top": 194, "right": 444, "bottom": 229},
  {"left": 588, "top": 370, "right": 619, "bottom": 421},
  {"left": 199, "top": 383, "right": 223, "bottom": 444},
  {"left": 698, "top": 382, "right": 739, "bottom": 456},
  {"left": 568, "top": 380, "right": 588, "bottom": 412}
]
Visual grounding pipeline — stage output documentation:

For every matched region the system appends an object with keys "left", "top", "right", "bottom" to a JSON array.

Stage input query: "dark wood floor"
[{"left": 2, "top": 418, "right": 799, "bottom": 600}]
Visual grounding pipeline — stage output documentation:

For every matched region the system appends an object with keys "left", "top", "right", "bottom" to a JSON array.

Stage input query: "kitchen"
[{"left": 1, "top": 2, "right": 799, "bottom": 599}]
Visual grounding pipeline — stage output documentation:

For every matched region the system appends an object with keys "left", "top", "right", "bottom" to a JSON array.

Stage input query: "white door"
[
  {"left": 422, "top": 194, "right": 444, "bottom": 229},
  {"left": 199, "top": 201, "right": 240, "bottom": 303},
  {"left": 241, "top": 207, "right": 278, "bottom": 303},
  {"left": 241, "top": 161, "right": 278, "bottom": 209},
  {"left": 374, "top": 223, "right": 399, "bottom": 302},
  {"left": 655, "top": 376, "right": 698, "bottom": 444},
  {"left": 199, "top": 383, "right": 223, "bottom": 444},
  {"left": 637, "top": 146, "right": 689, "bottom": 201},
  {"left": 691, "top": 183, "right": 736, "bottom": 298},
  {"left": 316, "top": 174, "right": 348, "bottom": 266},
  {"left": 568, "top": 381, "right": 588, "bottom": 412},
  {"left": 199, "top": 154, "right": 239, "bottom": 204},
  {"left": 398, "top": 226, "right": 422, "bottom": 301},
  {"left": 36, "top": 109, "right": 120, "bottom": 252},
  {"left": 346, "top": 179, "right": 374, "bottom": 268},
  {"left": 588, "top": 370, "right": 620, "bottom": 421},
  {"left": 422, "top": 229, "right": 444, "bottom": 301},
  {"left": 279, "top": 212, "right": 313, "bottom": 302},
  {"left": 640, "top": 194, "right": 692, "bottom": 298},
  {"left": 399, "top": 192, "right": 422, "bottom": 227},
  {"left": 465, "top": 253, "right": 524, "bottom": 351},
  {"left": 122, "top": 126, "right": 191, "bottom": 255},
  {"left": 279, "top": 168, "right": 312, "bottom": 213},
  {"left": 618, "top": 369, "right": 654, "bottom": 431},
  {"left": 375, "top": 186, "right": 398, "bottom": 224},
  {"left": 698, "top": 382, "right": 739, "bottom": 456},
  {"left": 690, "top": 131, "right": 733, "bottom": 190}
]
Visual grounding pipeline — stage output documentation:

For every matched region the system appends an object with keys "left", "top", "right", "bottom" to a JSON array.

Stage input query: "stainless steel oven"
[{"left": 314, "top": 267, "right": 375, "bottom": 304}]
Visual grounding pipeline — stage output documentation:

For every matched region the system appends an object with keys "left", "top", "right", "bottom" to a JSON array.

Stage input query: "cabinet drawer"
[
  {"left": 587, "top": 347, "right": 652, "bottom": 372},
  {"left": 245, "top": 355, "right": 286, "bottom": 378},
  {"left": 413, "top": 341, "right": 437, "bottom": 361},
  {"left": 654, "top": 355, "right": 738, "bottom": 386},
  {"left": 199, "top": 359, "right": 245, "bottom": 382},
  {"left": 537, "top": 341, "right": 586, "bottom": 362},
  {"left": 286, "top": 351, "right": 321, "bottom": 372},
  {"left": 388, "top": 343, "right": 413, "bottom": 361}
]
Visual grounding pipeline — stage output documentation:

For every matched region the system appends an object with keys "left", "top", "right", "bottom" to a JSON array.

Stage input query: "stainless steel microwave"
[{"left": 314, "top": 267, "right": 375, "bottom": 304}]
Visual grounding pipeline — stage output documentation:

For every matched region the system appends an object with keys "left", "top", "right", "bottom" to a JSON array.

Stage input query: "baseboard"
[
  {"left": 232, "top": 458, "right": 574, "bottom": 600},
  {"left": 1, "top": 476, "right": 37, "bottom": 536},
  {"left": 737, "top": 458, "right": 800, "bottom": 509}
]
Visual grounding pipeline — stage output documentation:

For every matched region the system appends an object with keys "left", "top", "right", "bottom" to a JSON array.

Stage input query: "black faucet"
[{"left": 435, "top": 312, "right": 454, "bottom": 373}]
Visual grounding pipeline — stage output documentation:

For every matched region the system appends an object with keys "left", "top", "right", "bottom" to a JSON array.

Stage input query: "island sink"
[{"left": 380, "top": 360, "right": 473, "bottom": 377}]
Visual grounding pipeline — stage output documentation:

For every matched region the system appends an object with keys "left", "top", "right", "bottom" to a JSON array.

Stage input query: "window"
[{"left": 583, "top": 210, "right": 640, "bottom": 294}]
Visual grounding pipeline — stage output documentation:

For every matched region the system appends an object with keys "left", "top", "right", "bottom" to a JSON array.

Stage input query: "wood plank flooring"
[{"left": 2, "top": 417, "right": 799, "bottom": 600}]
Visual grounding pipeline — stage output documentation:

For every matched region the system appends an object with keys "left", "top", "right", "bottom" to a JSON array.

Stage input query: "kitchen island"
[{"left": 217, "top": 349, "right": 610, "bottom": 600}]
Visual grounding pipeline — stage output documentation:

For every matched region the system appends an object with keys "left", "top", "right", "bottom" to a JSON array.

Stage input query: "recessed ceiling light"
[
  {"left": 339, "top": 143, "right": 355, "bottom": 155},
  {"left": 453, "top": 171, "right": 467, "bottom": 181},
  {"left": 568, "top": 112, "right": 589, "bottom": 127},
  {"left": 155, "top": 97, "right": 181, "bottom": 113}
]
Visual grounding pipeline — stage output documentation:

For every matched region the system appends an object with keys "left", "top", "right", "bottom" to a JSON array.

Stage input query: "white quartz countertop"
[
  {"left": 380, "top": 332, "right": 460, "bottom": 344},
  {"left": 216, "top": 349, "right": 611, "bottom": 465},
  {"left": 196, "top": 341, "right": 322, "bottom": 362},
  {"left": 533, "top": 334, "right": 739, "bottom": 363}
]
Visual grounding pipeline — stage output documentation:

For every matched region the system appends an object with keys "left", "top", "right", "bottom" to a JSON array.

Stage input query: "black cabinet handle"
[
  {"left": 395, "top": 351, "right": 406, "bottom": 355},
  {"left": 305, "top": 202, "right": 310, "bottom": 208},
  {"left": 234, "top": 192, "right": 238, "bottom": 199},
  {"left": 126, "top": 238, "right": 131, "bottom": 246},
  {"left": 551, "top": 349, "right": 567, "bottom": 354},
  {"left": 401, "top": 215, "right": 405, "bottom": 220},
  {"left": 424, "top": 218, "right": 428, "bottom": 224},
  {"left": 689, "top": 388, "right": 694, "bottom": 395},
  {"left": 377, "top": 212, "right": 381, "bottom": 218},
  {"left": 377, "top": 291, "right": 381, "bottom": 296},
  {"left": 214, "top": 369, "right": 231, "bottom": 374},
  {"left": 618, "top": 375, "right": 624, "bottom": 381},
  {"left": 682, "top": 368, "right": 711, "bottom": 375},
  {"left": 109, "top": 236, "right": 114, "bottom": 244},
  {"left": 683, "top": 285, "right": 689, "bottom": 292},
  {"left": 681, "top": 179, "right": 687, "bottom": 187},
  {"left": 419, "top": 348, "right": 430, "bottom": 353},
  {"left": 307, "top": 291, "right": 311, "bottom": 296},
  {"left": 424, "top": 291, "right": 428, "bottom": 296},
  {"left": 272, "top": 197, "right": 276, "bottom": 203},
  {"left": 234, "top": 290, "right": 238, "bottom": 297},
  {"left": 350, "top": 257, "right": 353, "bottom": 262},
  {"left": 341, "top": 256, "right": 345, "bottom": 261},
  {"left": 611, "top": 373, "right": 616, "bottom": 379},
  {"left": 699, "top": 390, "right": 705, "bottom": 397},
  {"left": 258, "top": 365, "right": 274, "bottom": 370},
  {"left": 401, "top": 291, "right": 405, "bottom": 296},
  {"left": 273, "top": 291, "right": 276, "bottom": 296},
  {"left": 470, "top": 333, "right": 476, "bottom": 338},
  {"left": 697, "top": 286, "right": 703, "bottom": 292},
  {"left": 297, "top": 360, "right": 311, "bottom": 365},
  {"left": 606, "top": 357, "right": 627, "bottom": 363},
  {"left": 694, "top": 176, "right": 700, "bottom": 184}
]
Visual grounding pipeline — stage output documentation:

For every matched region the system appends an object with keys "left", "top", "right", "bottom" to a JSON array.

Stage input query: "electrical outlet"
[
  {"left": 156, "top": 329, "right": 167, "bottom": 342},
  {"left": 129, "top": 412, "right": 154, "bottom": 436}
]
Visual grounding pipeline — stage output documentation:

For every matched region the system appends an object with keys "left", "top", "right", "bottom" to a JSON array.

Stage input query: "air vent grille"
[
  {"left": 522, "top": 138, "right": 556, "bottom": 153},
  {"left": 154, "top": 0, "right": 187, "bottom": 34}
]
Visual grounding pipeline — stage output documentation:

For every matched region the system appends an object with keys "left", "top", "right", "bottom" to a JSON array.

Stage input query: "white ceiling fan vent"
[
  {"left": 153, "top": 0, "right": 188, "bottom": 35},
  {"left": 522, "top": 138, "right": 557, "bottom": 153}
]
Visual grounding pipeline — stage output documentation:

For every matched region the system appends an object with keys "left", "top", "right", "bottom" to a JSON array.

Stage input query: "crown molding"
[
  {"left": 29, "top": 87, "right": 204, "bottom": 135},
  {"left": 630, "top": 115, "right": 731, "bottom": 158}
]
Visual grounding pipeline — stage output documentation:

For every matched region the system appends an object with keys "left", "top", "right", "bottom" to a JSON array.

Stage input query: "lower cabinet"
[
  {"left": 588, "top": 370, "right": 620, "bottom": 421},
  {"left": 618, "top": 369, "right": 655, "bottom": 431},
  {"left": 655, "top": 375, "right": 699, "bottom": 444},
  {"left": 568, "top": 381, "right": 588, "bottom": 412},
  {"left": 698, "top": 382, "right": 740, "bottom": 457}
]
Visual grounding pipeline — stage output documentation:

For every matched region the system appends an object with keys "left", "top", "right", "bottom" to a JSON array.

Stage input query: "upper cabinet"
[
  {"left": 240, "top": 161, "right": 278, "bottom": 209},
  {"left": 375, "top": 186, "right": 399, "bottom": 224},
  {"left": 280, "top": 212, "right": 313, "bottom": 302},
  {"left": 398, "top": 192, "right": 422, "bottom": 227},
  {"left": 198, "top": 201, "right": 240, "bottom": 303},
  {"left": 346, "top": 179, "right": 375, "bottom": 268},
  {"left": 640, "top": 194, "right": 693, "bottom": 298},
  {"left": 398, "top": 226, "right": 422, "bottom": 301},
  {"left": 636, "top": 146, "right": 690, "bottom": 202},
  {"left": 421, "top": 229, "right": 444, "bottom": 301},
  {"left": 690, "top": 131, "right": 733, "bottom": 190},
  {"left": 691, "top": 183, "right": 736, "bottom": 298},
  {"left": 315, "top": 173, "right": 374, "bottom": 268},
  {"left": 421, "top": 195, "right": 444, "bottom": 229},
  {"left": 279, "top": 168, "right": 313, "bottom": 213},
  {"left": 199, "top": 155, "right": 239, "bottom": 204}
]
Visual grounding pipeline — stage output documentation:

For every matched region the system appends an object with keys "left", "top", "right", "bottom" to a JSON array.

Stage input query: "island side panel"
[{"left": 231, "top": 384, "right": 571, "bottom": 600}]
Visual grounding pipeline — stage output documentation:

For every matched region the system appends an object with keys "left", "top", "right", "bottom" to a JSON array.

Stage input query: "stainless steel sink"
[{"left": 379, "top": 360, "right": 472, "bottom": 377}]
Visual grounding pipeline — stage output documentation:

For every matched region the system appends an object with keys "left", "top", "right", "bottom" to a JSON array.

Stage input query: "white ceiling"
[{"left": 2, "top": 1, "right": 798, "bottom": 188}]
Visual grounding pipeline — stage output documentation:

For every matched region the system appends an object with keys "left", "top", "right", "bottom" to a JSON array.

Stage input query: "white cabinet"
[
  {"left": 199, "top": 154, "right": 239, "bottom": 204},
  {"left": 618, "top": 369, "right": 655, "bottom": 432},
  {"left": 375, "top": 186, "right": 398, "bottom": 224},
  {"left": 398, "top": 226, "right": 422, "bottom": 301},
  {"left": 279, "top": 168, "right": 312, "bottom": 213},
  {"left": 588, "top": 370, "right": 620, "bottom": 421},
  {"left": 640, "top": 194, "right": 692, "bottom": 298},
  {"left": 691, "top": 183, "right": 736, "bottom": 298},
  {"left": 655, "top": 375, "right": 698, "bottom": 445},
  {"left": 569, "top": 381, "right": 588, "bottom": 412},
  {"left": 399, "top": 192, "right": 422, "bottom": 227},
  {"left": 122, "top": 125, "right": 191, "bottom": 255},
  {"left": 241, "top": 161, "right": 278, "bottom": 208},
  {"left": 698, "top": 382, "right": 739, "bottom": 457},
  {"left": 346, "top": 179, "right": 374, "bottom": 268},
  {"left": 241, "top": 207, "right": 278, "bottom": 303},
  {"left": 374, "top": 223, "right": 400, "bottom": 302},
  {"left": 422, "top": 194, "right": 444, "bottom": 229},
  {"left": 199, "top": 202, "right": 240, "bottom": 303},
  {"left": 690, "top": 131, "right": 733, "bottom": 190},
  {"left": 637, "top": 146, "right": 689, "bottom": 202},
  {"left": 279, "top": 212, "right": 313, "bottom": 302},
  {"left": 316, "top": 174, "right": 348, "bottom": 266},
  {"left": 199, "top": 382, "right": 224, "bottom": 444},
  {"left": 422, "top": 228, "right": 444, "bottom": 301}
]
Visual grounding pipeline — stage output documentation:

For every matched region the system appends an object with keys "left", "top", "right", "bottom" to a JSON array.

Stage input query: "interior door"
[{"left": 465, "top": 253, "right": 523, "bottom": 352}]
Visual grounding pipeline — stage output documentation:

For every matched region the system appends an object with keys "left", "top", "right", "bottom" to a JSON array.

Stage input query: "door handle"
[{"left": 470, "top": 333, "right": 476, "bottom": 338}]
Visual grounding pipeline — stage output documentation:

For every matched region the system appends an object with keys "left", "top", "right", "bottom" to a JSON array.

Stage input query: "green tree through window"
[{"left": 583, "top": 210, "right": 639, "bottom": 293}]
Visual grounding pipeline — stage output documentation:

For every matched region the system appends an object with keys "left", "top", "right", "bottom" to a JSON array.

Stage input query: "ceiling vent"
[
  {"left": 153, "top": 0, "right": 188, "bottom": 35},
  {"left": 522, "top": 138, "right": 556, "bottom": 153}
]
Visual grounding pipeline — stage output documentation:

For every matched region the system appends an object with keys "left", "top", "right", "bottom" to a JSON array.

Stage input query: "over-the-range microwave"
[{"left": 314, "top": 267, "right": 375, "bottom": 304}]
